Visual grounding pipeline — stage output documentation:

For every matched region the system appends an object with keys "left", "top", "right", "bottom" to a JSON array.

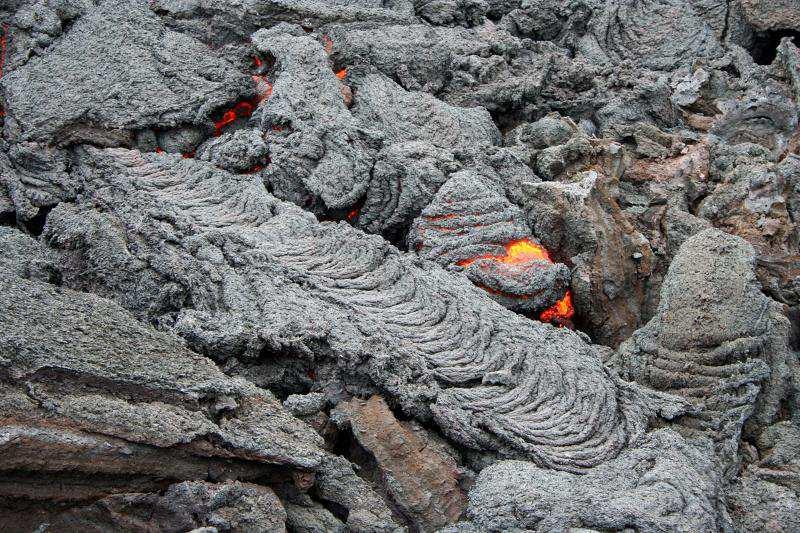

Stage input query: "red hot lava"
[
  {"left": 213, "top": 58, "right": 273, "bottom": 137},
  {"left": 457, "top": 238, "right": 575, "bottom": 326},
  {"left": 539, "top": 290, "right": 575, "bottom": 326}
]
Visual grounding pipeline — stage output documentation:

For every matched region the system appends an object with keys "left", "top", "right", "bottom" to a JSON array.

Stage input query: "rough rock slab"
[{"left": 336, "top": 395, "right": 467, "bottom": 531}]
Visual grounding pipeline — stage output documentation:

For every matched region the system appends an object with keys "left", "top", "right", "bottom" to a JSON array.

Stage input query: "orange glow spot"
[
  {"left": 213, "top": 74, "right": 272, "bottom": 137},
  {"left": 539, "top": 290, "right": 575, "bottom": 325},
  {"left": 214, "top": 100, "right": 254, "bottom": 136},
  {"left": 155, "top": 147, "right": 164, "bottom": 154},
  {"left": 182, "top": 152, "right": 194, "bottom": 158},
  {"left": 0, "top": 24, "right": 8, "bottom": 79},
  {"left": 245, "top": 164, "right": 264, "bottom": 174},
  {"left": 335, "top": 68, "right": 347, "bottom": 80},
  {"left": 458, "top": 238, "right": 552, "bottom": 268},
  {"left": 322, "top": 35, "right": 333, "bottom": 55},
  {"left": 253, "top": 55, "right": 263, "bottom": 69},
  {"left": 346, "top": 208, "right": 359, "bottom": 222},
  {"left": 271, "top": 125, "right": 284, "bottom": 132}
]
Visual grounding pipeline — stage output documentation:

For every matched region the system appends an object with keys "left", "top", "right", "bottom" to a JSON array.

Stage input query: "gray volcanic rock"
[
  {"left": 2, "top": 0, "right": 252, "bottom": 147},
  {"left": 0, "top": 269, "right": 399, "bottom": 531},
  {"left": 578, "top": 0, "right": 726, "bottom": 71},
  {"left": 253, "top": 25, "right": 376, "bottom": 211},
  {"left": 42, "top": 147, "right": 676, "bottom": 473},
  {"left": 2, "top": 0, "right": 800, "bottom": 529},
  {"left": 616, "top": 229, "right": 797, "bottom": 471},
  {"left": 454, "top": 429, "right": 728, "bottom": 532},
  {"left": 740, "top": 0, "right": 800, "bottom": 32},
  {"left": 47, "top": 481, "right": 288, "bottom": 533}
]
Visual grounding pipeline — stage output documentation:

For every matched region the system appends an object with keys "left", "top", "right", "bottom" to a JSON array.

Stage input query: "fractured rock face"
[{"left": 335, "top": 395, "right": 467, "bottom": 531}]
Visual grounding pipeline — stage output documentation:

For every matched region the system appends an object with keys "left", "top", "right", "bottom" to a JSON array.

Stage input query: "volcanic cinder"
[{"left": 0, "top": 1, "right": 799, "bottom": 531}]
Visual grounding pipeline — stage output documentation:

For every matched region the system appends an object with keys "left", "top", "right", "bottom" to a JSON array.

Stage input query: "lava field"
[{"left": 1, "top": 0, "right": 800, "bottom": 531}]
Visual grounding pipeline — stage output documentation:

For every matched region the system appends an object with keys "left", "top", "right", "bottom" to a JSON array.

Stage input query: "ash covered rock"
[
  {"left": 2, "top": 0, "right": 252, "bottom": 147},
  {"left": 616, "top": 229, "right": 797, "bottom": 471}
]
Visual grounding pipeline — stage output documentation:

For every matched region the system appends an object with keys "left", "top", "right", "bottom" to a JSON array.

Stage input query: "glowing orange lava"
[
  {"left": 539, "top": 290, "right": 574, "bottom": 325},
  {"left": 457, "top": 238, "right": 551, "bottom": 267},
  {"left": 335, "top": 68, "right": 347, "bottom": 80},
  {"left": 346, "top": 208, "right": 359, "bottom": 221},
  {"left": 213, "top": 64, "right": 273, "bottom": 137},
  {"left": 214, "top": 101, "right": 255, "bottom": 136},
  {"left": 455, "top": 237, "right": 575, "bottom": 324}
]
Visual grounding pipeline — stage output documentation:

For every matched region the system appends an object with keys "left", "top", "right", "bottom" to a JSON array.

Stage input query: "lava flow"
[
  {"left": 457, "top": 238, "right": 574, "bottom": 325},
  {"left": 539, "top": 290, "right": 575, "bottom": 326},
  {"left": 336, "top": 68, "right": 347, "bottom": 80},
  {"left": 457, "top": 238, "right": 552, "bottom": 268}
]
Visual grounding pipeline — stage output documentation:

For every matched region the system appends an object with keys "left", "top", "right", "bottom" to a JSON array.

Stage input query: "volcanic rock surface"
[{"left": 0, "top": 0, "right": 799, "bottom": 531}]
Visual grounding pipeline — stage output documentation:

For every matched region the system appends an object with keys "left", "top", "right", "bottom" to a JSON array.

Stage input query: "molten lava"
[
  {"left": 539, "top": 290, "right": 575, "bottom": 325},
  {"left": 214, "top": 101, "right": 255, "bottom": 136},
  {"left": 346, "top": 208, "right": 359, "bottom": 222},
  {"left": 457, "top": 238, "right": 551, "bottom": 268},
  {"left": 456, "top": 237, "right": 575, "bottom": 325},
  {"left": 335, "top": 68, "right": 347, "bottom": 80},
  {"left": 212, "top": 62, "right": 273, "bottom": 137}
]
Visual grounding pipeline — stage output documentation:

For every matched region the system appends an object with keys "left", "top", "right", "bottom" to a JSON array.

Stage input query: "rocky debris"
[
  {"left": 334, "top": 395, "right": 467, "bottom": 530},
  {"left": 2, "top": 0, "right": 800, "bottom": 530}
]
